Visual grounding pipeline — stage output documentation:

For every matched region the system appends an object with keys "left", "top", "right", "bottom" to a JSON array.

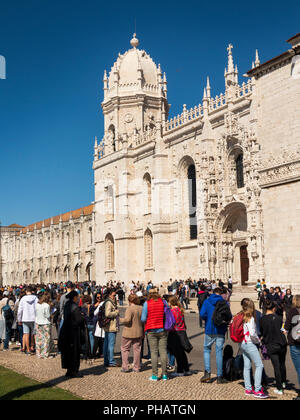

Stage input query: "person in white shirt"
[
  {"left": 35, "top": 293, "right": 51, "bottom": 359},
  {"left": 240, "top": 298, "right": 268, "bottom": 399},
  {"left": 92, "top": 294, "right": 105, "bottom": 360},
  {"left": 17, "top": 286, "right": 38, "bottom": 354}
]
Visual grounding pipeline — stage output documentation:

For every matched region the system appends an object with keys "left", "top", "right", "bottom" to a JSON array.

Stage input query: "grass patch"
[{"left": 0, "top": 366, "right": 82, "bottom": 400}]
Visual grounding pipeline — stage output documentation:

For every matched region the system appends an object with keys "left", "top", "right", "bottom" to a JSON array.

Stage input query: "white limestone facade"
[
  {"left": 93, "top": 33, "right": 300, "bottom": 290},
  {"left": 1, "top": 33, "right": 300, "bottom": 290},
  {"left": 0, "top": 205, "right": 95, "bottom": 286}
]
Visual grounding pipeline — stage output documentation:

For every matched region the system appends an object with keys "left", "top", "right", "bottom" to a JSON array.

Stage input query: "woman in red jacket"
[{"left": 141, "top": 290, "right": 168, "bottom": 381}]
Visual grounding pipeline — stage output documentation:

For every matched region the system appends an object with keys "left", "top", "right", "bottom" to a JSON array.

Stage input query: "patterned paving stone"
[{"left": 0, "top": 347, "right": 297, "bottom": 400}]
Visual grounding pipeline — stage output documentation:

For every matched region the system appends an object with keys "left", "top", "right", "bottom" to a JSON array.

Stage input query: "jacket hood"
[
  {"left": 208, "top": 294, "right": 224, "bottom": 306},
  {"left": 23, "top": 295, "right": 37, "bottom": 305}
]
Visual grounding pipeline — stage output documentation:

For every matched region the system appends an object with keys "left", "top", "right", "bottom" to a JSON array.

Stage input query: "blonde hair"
[
  {"left": 292, "top": 295, "right": 300, "bottom": 309},
  {"left": 147, "top": 289, "right": 161, "bottom": 301},
  {"left": 241, "top": 298, "right": 256, "bottom": 324}
]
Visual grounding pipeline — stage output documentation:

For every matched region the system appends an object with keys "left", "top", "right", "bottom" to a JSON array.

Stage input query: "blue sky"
[{"left": 0, "top": 0, "right": 299, "bottom": 227}]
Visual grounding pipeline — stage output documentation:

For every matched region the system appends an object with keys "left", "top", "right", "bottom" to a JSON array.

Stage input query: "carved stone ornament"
[{"left": 125, "top": 113, "right": 134, "bottom": 124}]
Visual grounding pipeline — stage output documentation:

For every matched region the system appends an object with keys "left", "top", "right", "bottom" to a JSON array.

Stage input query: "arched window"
[
  {"left": 77, "top": 229, "right": 81, "bottom": 248},
  {"left": 236, "top": 154, "right": 244, "bottom": 189},
  {"left": 89, "top": 227, "right": 93, "bottom": 245},
  {"left": 74, "top": 264, "right": 81, "bottom": 282},
  {"left": 86, "top": 263, "right": 92, "bottom": 282},
  {"left": 106, "top": 185, "right": 115, "bottom": 221},
  {"left": 64, "top": 265, "right": 70, "bottom": 282},
  {"left": 188, "top": 164, "right": 198, "bottom": 240},
  {"left": 144, "top": 229, "right": 153, "bottom": 269},
  {"left": 105, "top": 234, "right": 115, "bottom": 271},
  {"left": 143, "top": 173, "right": 152, "bottom": 215},
  {"left": 108, "top": 125, "right": 116, "bottom": 152},
  {"left": 54, "top": 267, "right": 60, "bottom": 283}
]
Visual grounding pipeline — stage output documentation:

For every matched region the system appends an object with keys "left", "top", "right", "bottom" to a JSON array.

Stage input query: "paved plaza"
[{"left": 0, "top": 293, "right": 298, "bottom": 401}]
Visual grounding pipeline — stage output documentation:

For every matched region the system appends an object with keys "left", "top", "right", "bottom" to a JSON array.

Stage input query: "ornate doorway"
[{"left": 240, "top": 245, "right": 249, "bottom": 285}]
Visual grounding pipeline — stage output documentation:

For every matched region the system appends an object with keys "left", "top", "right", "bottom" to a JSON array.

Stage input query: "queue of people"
[{"left": 0, "top": 279, "right": 300, "bottom": 401}]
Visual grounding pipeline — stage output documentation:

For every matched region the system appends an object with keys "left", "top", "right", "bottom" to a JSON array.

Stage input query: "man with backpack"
[
  {"left": 1, "top": 291, "right": 15, "bottom": 351},
  {"left": 200, "top": 287, "right": 232, "bottom": 384}
]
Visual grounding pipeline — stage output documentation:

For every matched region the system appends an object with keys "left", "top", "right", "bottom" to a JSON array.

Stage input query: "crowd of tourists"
[{"left": 0, "top": 278, "right": 299, "bottom": 400}]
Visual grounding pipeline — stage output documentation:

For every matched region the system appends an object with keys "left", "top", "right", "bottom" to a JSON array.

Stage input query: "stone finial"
[
  {"left": 130, "top": 33, "right": 139, "bottom": 49},
  {"left": 206, "top": 77, "right": 211, "bottom": 99},
  {"left": 103, "top": 70, "right": 108, "bottom": 93},
  {"left": 255, "top": 49, "right": 260, "bottom": 67},
  {"left": 227, "top": 43, "right": 234, "bottom": 73},
  {"left": 163, "top": 72, "right": 168, "bottom": 96}
]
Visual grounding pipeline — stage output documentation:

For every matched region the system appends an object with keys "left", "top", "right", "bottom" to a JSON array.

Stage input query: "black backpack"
[
  {"left": 223, "top": 345, "right": 244, "bottom": 381},
  {"left": 2, "top": 304, "right": 14, "bottom": 323},
  {"left": 212, "top": 300, "right": 232, "bottom": 327},
  {"left": 97, "top": 301, "right": 111, "bottom": 329},
  {"left": 197, "top": 292, "right": 208, "bottom": 309}
]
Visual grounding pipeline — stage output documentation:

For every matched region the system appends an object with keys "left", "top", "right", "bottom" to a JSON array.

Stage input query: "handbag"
[
  {"left": 163, "top": 301, "right": 176, "bottom": 332},
  {"left": 261, "top": 344, "right": 270, "bottom": 361},
  {"left": 177, "top": 330, "right": 193, "bottom": 353}
]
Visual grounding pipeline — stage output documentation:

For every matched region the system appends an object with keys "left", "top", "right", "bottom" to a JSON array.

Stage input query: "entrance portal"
[{"left": 240, "top": 245, "right": 249, "bottom": 285}]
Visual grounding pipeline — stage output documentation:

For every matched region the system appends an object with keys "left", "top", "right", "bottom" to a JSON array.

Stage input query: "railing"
[
  {"left": 237, "top": 80, "right": 253, "bottom": 98},
  {"left": 208, "top": 93, "right": 226, "bottom": 112},
  {"left": 164, "top": 104, "right": 203, "bottom": 132},
  {"left": 133, "top": 127, "right": 157, "bottom": 148}
]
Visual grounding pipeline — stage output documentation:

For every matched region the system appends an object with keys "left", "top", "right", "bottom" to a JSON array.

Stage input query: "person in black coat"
[
  {"left": 261, "top": 300, "right": 287, "bottom": 394},
  {"left": 58, "top": 290, "right": 85, "bottom": 378},
  {"left": 283, "top": 289, "right": 293, "bottom": 317},
  {"left": 259, "top": 289, "right": 270, "bottom": 315}
]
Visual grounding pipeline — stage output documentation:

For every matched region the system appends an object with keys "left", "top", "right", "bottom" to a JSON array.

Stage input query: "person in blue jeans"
[
  {"left": 81, "top": 295, "right": 96, "bottom": 359},
  {"left": 284, "top": 295, "right": 300, "bottom": 400},
  {"left": 200, "top": 288, "right": 231, "bottom": 384},
  {"left": 103, "top": 289, "right": 120, "bottom": 367}
]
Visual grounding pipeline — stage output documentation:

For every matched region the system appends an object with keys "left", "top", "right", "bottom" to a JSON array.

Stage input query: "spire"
[
  {"left": 235, "top": 64, "right": 239, "bottom": 84},
  {"left": 206, "top": 77, "right": 211, "bottom": 99},
  {"left": 227, "top": 44, "right": 234, "bottom": 74},
  {"left": 255, "top": 49, "right": 260, "bottom": 67},
  {"left": 163, "top": 72, "right": 168, "bottom": 98},
  {"left": 225, "top": 43, "right": 239, "bottom": 95},
  {"left": 103, "top": 70, "right": 108, "bottom": 97},
  {"left": 203, "top": 87, "right": 207, "bottom": 100}
]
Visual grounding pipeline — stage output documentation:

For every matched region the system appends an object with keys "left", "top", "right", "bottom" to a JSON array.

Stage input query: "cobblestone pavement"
[
  {"left": 0, "top": 347, "right": 297, "bottom": 400},
  {"left": 0, "top": 293, "right": 298, "bottom": 400}
]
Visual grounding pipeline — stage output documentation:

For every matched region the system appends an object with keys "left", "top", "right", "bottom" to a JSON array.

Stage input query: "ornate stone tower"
[{"left": 101, "top": 34, "right": 169, "bottom": 156}]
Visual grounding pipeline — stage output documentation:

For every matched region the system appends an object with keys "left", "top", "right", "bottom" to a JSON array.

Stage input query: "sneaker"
[
  {"left": 253, "top": 388, "right": 269, "bottom": 399},
  {"left": 245, "top": 388, "right": 254, "bottom": 396},
  {"left": 274, "top": 389, "right": 283, "bottom": 396},
  {"left": 149, "top": 375, "right": 159, "bottom": 382},
  {"left": 282, "top": 382, "right": 286, "bottom": 389},
  {"left": 217, "top": 377, "right": 228, "bottom": 384},
  {"left": 167, "top": 365, "right": 175, "bottom": 372},
  {"left": 200, "top": 371, "right": 211, "bottom": 383},
  {"left": 162, "top": 375, "right": 168, "bottom": 381},
  {"left": 183, "top": 371, "right": 194, "bottom": 376},
  {"left": 170, "top": 372, "right": 184, "bottom": 378}
]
